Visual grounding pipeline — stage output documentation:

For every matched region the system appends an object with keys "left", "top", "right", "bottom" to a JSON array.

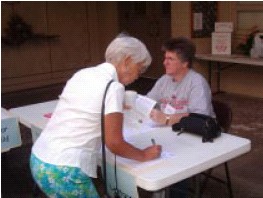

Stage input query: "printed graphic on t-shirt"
[{"left": 159, "top": 95, "right": 188, "bottom": 114}]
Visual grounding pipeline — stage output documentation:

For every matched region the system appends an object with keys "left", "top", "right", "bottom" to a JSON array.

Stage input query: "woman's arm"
[
  {"left": 104, "top": 112, "right": 162, "bottom": 162},
  {"left": 150, "top": 109, "right": 189, "bottom": 126}
]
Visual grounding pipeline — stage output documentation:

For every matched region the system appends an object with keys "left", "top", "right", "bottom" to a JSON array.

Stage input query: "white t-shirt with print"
[
  {"left": 147, "top": 69, "right": 215, "bottom": 117},
  {"left": 32, "top": 63, "right": 124, "bottom": 178}
]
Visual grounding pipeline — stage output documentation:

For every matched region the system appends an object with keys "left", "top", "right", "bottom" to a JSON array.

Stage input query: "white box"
[
  {"left": 1, "top": 108, "right": 22, "bottom": 152},
  {"left": 215, "top": 22, "right": 233, "bottom": 33},
  {"left": 212, "top": 32, "right": 232, "bottom": 55}
]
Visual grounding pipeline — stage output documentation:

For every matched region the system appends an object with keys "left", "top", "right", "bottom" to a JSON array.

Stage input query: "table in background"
[
  {"left": 9, "top": 100, "right": 251, "bottom": 197},
  {"left": 195, "top": 54, "right": 263, "bottom": 94}
]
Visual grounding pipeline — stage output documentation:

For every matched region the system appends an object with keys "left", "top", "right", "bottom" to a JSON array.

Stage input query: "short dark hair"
[{"left": 162, "top": 37, "right": 196, "bottom": 68}]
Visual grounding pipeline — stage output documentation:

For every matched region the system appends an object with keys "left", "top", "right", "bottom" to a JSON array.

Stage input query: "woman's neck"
[{"left": 173, "top": 68, "right": 190, "bottom": 82}]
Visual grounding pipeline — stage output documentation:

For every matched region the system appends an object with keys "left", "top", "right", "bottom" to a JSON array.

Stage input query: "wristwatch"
[{"left": 165, "top": 115, "right": 170, "bottom": 125}]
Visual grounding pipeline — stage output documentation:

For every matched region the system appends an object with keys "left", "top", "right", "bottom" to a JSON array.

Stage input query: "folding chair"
[{"left": 200, "top": 100, "right": 233, "bottom": 198}]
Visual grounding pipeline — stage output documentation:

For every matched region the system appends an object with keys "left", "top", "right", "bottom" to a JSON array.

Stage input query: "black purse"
[{"left": 172, "top": 113, "right": 222, "bottom": 142}]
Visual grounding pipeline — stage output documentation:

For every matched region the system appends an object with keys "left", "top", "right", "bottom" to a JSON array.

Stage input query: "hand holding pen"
[{"left": 141, "top": 138, "right": 162, "bottom": 161}]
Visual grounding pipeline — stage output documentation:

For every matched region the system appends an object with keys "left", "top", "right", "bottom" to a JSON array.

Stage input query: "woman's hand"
[
  {"left": 150, "top": 109, "right": 166, "bottom": 125},
  {"left": 142, "top": 145, "right": 162, "bottom": 161}
]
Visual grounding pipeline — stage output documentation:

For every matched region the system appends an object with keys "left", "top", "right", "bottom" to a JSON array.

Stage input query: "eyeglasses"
[{"left": 164, "top": 57, "right": 179, "bottom": 62}]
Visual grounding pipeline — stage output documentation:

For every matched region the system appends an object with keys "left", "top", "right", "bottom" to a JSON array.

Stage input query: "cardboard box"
[
  {"left": 1, "top": 108, "right": 22, "bottom": 152},
  {"left": 212, "top": 32, "right": 232, "bottom": 55},
  {"left": 215, "top": 22, "right": 233, "bottom": 33}
]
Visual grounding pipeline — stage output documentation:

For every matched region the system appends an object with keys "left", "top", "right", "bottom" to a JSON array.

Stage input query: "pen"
[{"left": 151, "top": 138, "right": 156, "bottom": 145}]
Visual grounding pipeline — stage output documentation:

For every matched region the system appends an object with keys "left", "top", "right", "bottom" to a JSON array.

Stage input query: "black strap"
[{"left": 101, "top": 79, "right": 114, "bottom": 197}]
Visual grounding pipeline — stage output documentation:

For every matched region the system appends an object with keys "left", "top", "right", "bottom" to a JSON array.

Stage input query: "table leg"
[
  {"left": 137, "top": 188, "right": 166, "bottom": 198},
  {"left": 152, "top": 189, "right": 166, "bottom": 198},
  {"left": 194, "top": 174, "right": 201, "bottom": 198},
  {"left": 224, "top": 163, "right": 234, "bottom": 198}
]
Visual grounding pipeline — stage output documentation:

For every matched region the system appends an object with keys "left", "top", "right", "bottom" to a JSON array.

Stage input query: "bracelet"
[{"left": 165, "top": 115, "right": 170, "bottom": 125}]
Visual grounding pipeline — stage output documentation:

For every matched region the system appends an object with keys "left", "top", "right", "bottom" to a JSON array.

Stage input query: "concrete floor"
[{"left": 2, "top": 78, "right": 263, "bottom": 198}]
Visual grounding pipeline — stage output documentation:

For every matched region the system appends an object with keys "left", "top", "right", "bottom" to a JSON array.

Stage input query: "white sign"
[
  {"left": 212, "top": 32, "right": 232, "bottom": 55},
  {"left": 1, "top": 108, "right": 22, "bottom": 151}
]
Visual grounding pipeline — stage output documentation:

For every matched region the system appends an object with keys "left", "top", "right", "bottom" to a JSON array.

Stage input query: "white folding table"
[
  {"left": 195, "top": 54, "right": 263, "bottom": 94},
  {"left": 9, "top": 100, "right": 251, "bottom": 197}
]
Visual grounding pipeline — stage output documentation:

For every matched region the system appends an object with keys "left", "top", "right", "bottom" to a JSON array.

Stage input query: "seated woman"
[
  {"left": 147, "top": 37, "right": 215, "bottom": 198},
  {"left": 148, "top": 37, "right": 215, "bottom": 125}
]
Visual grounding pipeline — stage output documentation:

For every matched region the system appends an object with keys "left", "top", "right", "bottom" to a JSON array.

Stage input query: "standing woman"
[{"left": 30, "top": 34, "right": 162, "bottom": 197}]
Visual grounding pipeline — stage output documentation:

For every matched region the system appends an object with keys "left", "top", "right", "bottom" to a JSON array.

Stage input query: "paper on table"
[
  {"left": 135, "top": 95, "right": 157, "bottom": 118},
  {"left": 123, "top": 94, "right": 170, "bottom": 135},
  {"left": 116, "top": 150, "right": 175, "bottom": 170},
  {"left": 123, "top": 108, "right": 162, "bottom": 139}
]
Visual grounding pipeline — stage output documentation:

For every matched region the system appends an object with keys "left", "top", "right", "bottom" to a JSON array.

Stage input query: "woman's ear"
[
  {"left": 123, "top": 56, "right": 132, "bottom": 71},
  {"left": 124, "top": 56, "right": 132, "bottom": 65},
  {"left": 183, "top": 61, "right": 189, "bottom": 68}
]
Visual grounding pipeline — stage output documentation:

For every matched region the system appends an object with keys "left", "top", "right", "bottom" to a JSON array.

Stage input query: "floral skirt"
[{"left": 30, "top": 153, "right": 99, "bottom": 198}]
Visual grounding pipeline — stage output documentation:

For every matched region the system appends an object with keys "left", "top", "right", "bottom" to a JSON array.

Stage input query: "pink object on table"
[{"left": 43, "top": 113, "right": 52, "bottom": 118}]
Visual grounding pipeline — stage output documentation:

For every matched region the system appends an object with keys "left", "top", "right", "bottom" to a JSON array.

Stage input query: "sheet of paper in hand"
[{"left": 135, "top": 95, "right": 157, "bottom": 118}]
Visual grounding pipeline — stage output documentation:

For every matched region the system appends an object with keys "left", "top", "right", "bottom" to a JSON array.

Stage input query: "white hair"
[{"left": 105, "top": 33, "right": 152, "bottom": 72}]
